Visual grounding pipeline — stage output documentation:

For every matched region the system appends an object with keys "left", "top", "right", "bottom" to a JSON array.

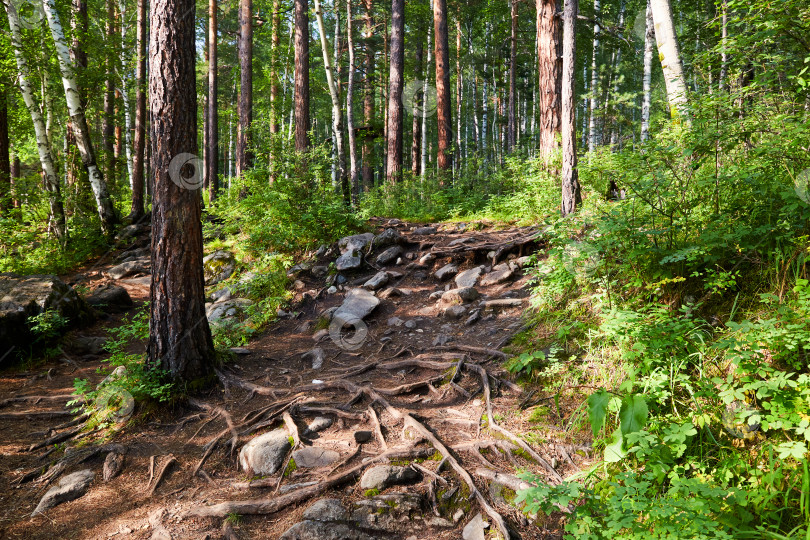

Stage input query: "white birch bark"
[
  {"left": 421, "top": 1, "right": 433, "bottom": 178},
  {"left": 6, "top": 1, "right": 66, "bottom": 240},
  {"left": 346, "top": 0, "right": 359, "bottom": 203},
  {"left": 119, "top": 0, "right": 134, "bottom": 188},
  {"left": 641, "top": 0, "right": 654, "bottom": 141},
  {"left": 42, "top": 0, "right": 117, "bottom": 234},
  {"left": 588, "top": 0, "right": 601, "bottom": 153},
  {"left": 650, "top": 0, "right": 688, "bottom": 119}
]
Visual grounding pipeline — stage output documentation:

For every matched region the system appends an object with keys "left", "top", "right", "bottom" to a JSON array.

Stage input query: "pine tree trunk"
[
  {"left": 385, "top": 0, "right": 404, "bottom": 183},
  {"left": 361, "top": 0, "right": 375, "bottom": 189},
  {"left": 346, "top": 0, "right": 359, "bottom": 202},
  {"left": 7, "top": 3, "right": 66, "bottom": 241},
  {"left": 561, "top": 0, "right": 581, "bottom": 216},
  {"left": 421, "top": 5, "right": 433, "bottom": 178},
  {"left": 237, "top": 0, "right": 253, "bottom": 178},
  {"left": 104, "top": 0, "right": 116, "bottom": 189},
  {"left": 411, "top": 36, "right": 423, "bottom": 176},
  {"left": 130, "top": 0, "right": 147, "bottom": 219},
  {"left": 434, "top": 0, "right": 452, "bottom": 173},
  {"left": 455, "top": 14, "right": 462, "bottom": 171},
  {"left": 119, "top": 0, "right": 134, "bottom": 188},
  {"left": 641, "top": 0, "right": 654, "bottom": 142},
  {"left": 148, "top": 0, "right": 215, "bottom": 382},
  {"left": 314, "top": 0, "right": 347, "bottom": 194},
  {"left": 207, "top": 0, "right": 219, "bottom": 199},
  {"left": 537, "top": 0, "right": 562, "bottom": 159},
  {"left": 294, "top": 0, "right": 311, "bottom": 152},
  {"left": 269, "top": 0, "right": 281, "bottom": 182},
  {"left": 650, "top": 0, "right": 688, "bottom": 119},
  {"left": 43, "top": 0, "right": 118, "bottom": 235},
  {"left": 507, "top": 0, "right": 517, "bottom": 153},
  {"left": 588, "top": 0, "right": 601, "bottom": 153}
]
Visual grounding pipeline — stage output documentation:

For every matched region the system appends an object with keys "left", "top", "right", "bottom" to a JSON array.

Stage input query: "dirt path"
[{"left": 0, "top": 218, "right": 590, "bottom": 539}]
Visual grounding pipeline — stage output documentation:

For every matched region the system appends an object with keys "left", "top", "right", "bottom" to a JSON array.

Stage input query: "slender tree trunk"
[
  {"left": 237, "top": 0, "right": 253, "bottom": 178},
  {"left": 433, "top": 0, "right": 452, "bottom": 172},
  {"left": 314, "top": 0, "right": 347, "bottom": 194},
  {"left": 346, "top": 0, "right": 359, "bottom": 202},
  {"left": 207, "top": 0, "right": 219, "bottom": 200},
  {"left": 561, "top": 0, "right": 581, "bottom": 216},
  {"left": 421, "top": 5, "right": 432, "bottom": 178},
  {"left": 11, "top": 153, "right": 20, "bottom": 211},
  {"left": 7, "top": 3, "right": 66, "bottom": 241},
  {"left": 650, "top": 0, "right": 688, "bottom": 119},
  {"left": 0, "top": 90, "right": 9, "bottom": 213},
  {"left": 294, "top": 0, "right": 311, "bottom": 152},
  {"left": 43, "top": 0, "right": 118, "bottom": 235},
  {"left": 269, "top": 0, "right": 281, "bottom": 182},
  {"left": 119, "top": 0, "right": 134, "bottom": 188},
  {"left": 588, "top": 0, "right": 601, "bottom": 153},
  {"left": 537, "top": 0, "right": 562, "bottom": 159},
  {"left": 641, "top": 0, "right": 654, "bottom": 142},
  {"left": 455, "top": 14, "right": 462, "bottom": 171},
  {"left": 411, "top": 36, "right": 423, "bottom": 176},
  {"left": 468, "top": 30, "right": 479, "bottom": 151},
  {"left": 130, "top": 0, "right": 147, "bottom": 219},
  {"left": 718, "top": 0, "right": 728, "bottom": 91},
  {"left": 608, "top": 0, "right": 626, "bottom": 149},
  {"left": 385, "top": 0, "right": 404, "bottom": 183},
  {"left": 104, "top": 0, "right": 116, "bottom": 189},
  {"left": 148, "top": 0, "right": 215, "bottom": 382},
  {"left": 507, "top": 0, "right": 517, "bottom": 153},
  {"left": 361, "top": 0, "right": 375, "bottom": 189}
]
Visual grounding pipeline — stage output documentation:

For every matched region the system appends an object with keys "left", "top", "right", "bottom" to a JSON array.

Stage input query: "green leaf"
[
  {"left": 587, "top": 389, "right": 611, "bottom": 436},
  {"left": 604, "top": 428, "right": 626, "bottom": 463},
  {"left": 619, "top": 394, "right": 649, "bottom": 436}
]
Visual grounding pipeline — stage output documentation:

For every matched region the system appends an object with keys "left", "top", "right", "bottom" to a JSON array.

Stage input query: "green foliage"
[{"left": 28, "top": 310, "right": 69, "bottom": 342}]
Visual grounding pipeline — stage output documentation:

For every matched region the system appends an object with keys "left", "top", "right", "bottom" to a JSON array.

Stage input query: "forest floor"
[{"left": 0, "top": 218, "right": 593, "bottom": 539}]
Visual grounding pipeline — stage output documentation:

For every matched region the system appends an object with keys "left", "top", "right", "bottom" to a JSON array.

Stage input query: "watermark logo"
[
  {"left": 403, "top": 79, "right": 438, "bottom": 118},
  {"left": 329, "top": 313, "right": 368, "bottom": 351},
  {"left": 11, "top": 0, "right": 45, "bottom": 29},
  {"left": 169, "top": 153, "right": 203, "bottom": 190},
  {"left": 795, "top": 169, "right": 810, "bottom": 204},
  {"left": 563, "top": 241, "right": 602, "bottom": 278},
  {"left": 94, "top": 386, "right": 135, "bottom": 425},
  {"left": 633, "top": 10, "right": 648, "bottom": 41}
]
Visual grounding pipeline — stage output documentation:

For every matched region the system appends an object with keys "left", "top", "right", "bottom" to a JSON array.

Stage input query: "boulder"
[
  {"left": 203, "top": 250, "right": 236, "bottom": 285},
  {"left": 417, "top": 253, "right": 436, "bottom": 267},
  {"left": 303, "top": 499, "right": 349, "bottom": 522},
  {"left": 434, "top": 264, "right": 458, "bottom": 281},
  {"left": 455, "top": 267, "right": 483, "bottom": 288},
  {"left": 210, "top": 286, "right": 234, "bottom": 303},
  {"left": 362, "top": 272, "right": 390, "bottom": 291},
  {"left": 338, "top": 233, "right": 375, "bottom": 253},
  {"left": 0, "top": 273, "right": 90, "bottom": 364},
  {"left": 482, "top": 299, "right": 525, "bottom": 311},
  {"left": 372, "top": 229, "right": 402, "bottom": 249},
  {"left": 279, "top": 521, "right": 379, "bottom": 540},
  {"left": 412, "top": 226, "right": 437, "bottom": 235},
  {"left": 441, "top": 287, "right": 479, "bottom": 305},
  {"left": 206, "top": 298, "right": 254, "bottom": 323},
  {"left": 307, "top": 417, "right": 333, "bottom": 433},
  {"left": 86, "top": 284, "right": 133, "bottom": 313},
  {"left": 333, "top": 289, "right": 380, "bottom": 322},
  {"left": 442, "top": 305, "right": 467, "bottom": 319},
  {"left": 480, "top": 264, "right": 514, "bottom": 287},
  {"left": 360, "top": 465, "right": 420, "bottom": 491},
  {"left": 239, "top": 428, "right": 291, "bottom": 476},
  {"left": 105, "top": 259, "right": 150, "bottom": 280},
  {"left": 335, "top": 250, "right": 363, "bottom": 272},
  {"left": 375, "top": 246, "right": 402, "bottom": 266},
  {"left": 115, "top": 247, "right": 149, "bottom": 263},
  {"left": 292, "top": 447, "right": 340, "bottom": 468},
  {"left": 31, "top": 470, "right": 94, "bottom": 516}
]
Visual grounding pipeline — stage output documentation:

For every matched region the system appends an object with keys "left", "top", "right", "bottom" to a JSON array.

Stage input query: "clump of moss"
[
  {"left": 364, "top": 488, "right": 380, "bottom": 497},
  {"left": 283, "top": 458, "right": 297, "bottom": 477}
]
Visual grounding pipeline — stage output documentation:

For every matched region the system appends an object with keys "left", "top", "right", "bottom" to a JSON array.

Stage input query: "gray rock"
[
  {"left": 313, "top": 329, "right": 329, "bottom": 342},
  {"left": 211, "top": 286, "right": 234, "bottom": 303},
  {"left": 432, "top": 334, "right": 452, "bottom": 346},
  {"left": 372, "top": 228, "right": 402, "bottom": 249},
  {"left": 387, "top": 317, "right": 404, "bottom": 327},
  {"left": 229, "top": 347, "right": 252, "bottom": 355},
  {"left": 413, "top": 271, "right": 428, "bottom": 282},
  {"left": 303, "top": 348, "right": 325, "bottom": 370},
  {"left": 280, "top": 481, "right": 319, "bottom": 494},
  {"left": 71, "top": 335, "right": 107, "bottom": 355},
  {"left": 302, "top": 499, "right": 349, "bottom": 522},
  {"left": 312, "top": 266, "right": 328, "bottom": 278},
  {"left": 378, "top": 288, "right": 401, "bottom": 300},
  {"left": 335, "top": 250, "right": 363, "bottom": 272},
  {"left": 334, "top": 289, "right": 380, "bottom": 322},
  {"left": 462, "top": 513, "right": 489, "bottom": 540},
  {"left": 327, "top": 286, "right": 338, "bottom": 295},
  {"left": 307, "top": 417, "right": 333, "bottom": 433},
  {"left": 375, "top": 246, "right": 403, "bottom": 266},
  {"left": 413, "top": 226, "right": 437, "bottom": 235},
  {"left": 362, "top": 272, "right": 389, "bottom": 291},
  {"left": 464, "top": 311, "right": 481, "bottom": 326},
  {"left": 203, "top": 250, "right": 236, "bottom": 285},
  {"left": 106, "top": 259, "right": 150, "bottom": 279},
  {"left": 360, "top": 465, "right": 420, "bottom": 490},
  {"left": 441, "top": 287, "right": 479, "bottom": 304},
  {"left": 279, "top": 521, "right": 380, "bottom": 540},
  {"left": 455, "top": 267, "right": 483, "bottom": 288},
  {"left": 480, "top": 266, "right": 514, "bottom": 287},
  {"left": 115, "top": 247, "right": 149, "bottom": 263},
  {"left": 338, "top": 233, "right": 375, "bottom": 253},
  {"left": 429, "top": 291, "right": 444, "bottom": 301},
  {"left": 448, "top": 237, "right": 475, "bottom": 246},
  {"left": 417, "top": 253, "right": 436, "bottom": 266},
  {"left": 206, "top": 298, "right": 254, "bottom": 323},
  {"left": 239, "top": 428, "right": 291, "bottom": 476},
  {"left": 482, "top": 299, "right": 525, "bottom": 311},
  {"left": 31, "top": 469, "right": 94, "bottom": 516},
  {"left": 114, "top": 223, "right": 147, "bottom": 241},
  {"left": 354, "top": 431, "right": 373, "bottom": 443},
  {"left": 292, "top": 447, "right": 340, "bottom": 468},
  {"left": 86, "top": 284, "right": 133, "bottom": 313},
  {"left": 434, "top": 264, "right": 458, "bottom": 281},
  {"left": 404, "top": 320, "right": 417, "bottom": 330},
  {"left": 442, "top": 305, "right": 467, "bottom": 319},
  {"left": 352, "top": 493, "right": 424, "bottom": 532}
]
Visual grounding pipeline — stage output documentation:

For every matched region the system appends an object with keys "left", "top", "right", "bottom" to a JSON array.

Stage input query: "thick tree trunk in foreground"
[
  {"left": 44, "top": 0, "right": 118, "bottom": 235},
  {"left": 130, "top": 0, "right": 147, "bottom": 219},
  {"left": 537, "top": 0, "right": 562, "bottom": 159},
  {"left": 361, "top": 0, "right": 375, "bottom": 189},
  {"left": 641, "top": 0, "right": 654, "bottom": 142},
  {"left": 294, "top": 0, "right": 311, "bottom": 152},
  {"left": 148, "top": 0, "right": 215, "bottom": 382},
  {"left": 433, "top": 0, "right": 452, "bottom": 172},
  {"left": 650, "top": 0, "right": 688, "bottom": 119},
  {"left": 207, "top": 0, "right": 219, "bottom": 200},
  {"left": 7, "top": 3, "right": 66, "bottom": 241},
  {"left": 561, "top": 0, "right": 581, "bottom": 216},
  {"left": 237, "top": 0, "right": 253, "bottom": 178},
  {"left": 386, "top": 0, "right": 404, "bottom": 183}
]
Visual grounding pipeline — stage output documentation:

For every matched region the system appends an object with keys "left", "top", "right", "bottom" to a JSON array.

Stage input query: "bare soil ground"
[{"left": 0, "top": 218, "right": 592, "bottom": 539}]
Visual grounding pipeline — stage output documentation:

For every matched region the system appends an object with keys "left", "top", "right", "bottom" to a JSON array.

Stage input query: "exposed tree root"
[
  {"left": 367, "top": 406, "right": 387, "bottom": 450},
  {"left": 148, "top": 454, "right": 177, "bottom": 496}
]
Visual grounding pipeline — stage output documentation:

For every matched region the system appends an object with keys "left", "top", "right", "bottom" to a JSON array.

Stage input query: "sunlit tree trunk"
[
  {"left": 361, "top": 0, "right": 375, "bottom": 189},
  {"left": 130, "top": 0, "right": 147, "bottom": 219},
  {"left": 0, "top": 90, "right": 9, "bottom": 213},
  {"left": 104, "top": 0, "right": 116, "bottom": 189},
  {"left": 385, "top": 0, "right": 404, "bottom": 183},
  {"left": 434, "top": 0, "right": 452, "bottom": 172},
  {"left": 148, "top": 0, "right": 215, "bottom": 382},
  {"left": 588, "top": 0, "right": 601, "bottom": 153},
  {"left": 119, "top": 0, "right": 134, "bottom": 188},
  {"left": 507, "top": 0, "right": 517, "bottom": 153},
  {"left": 269, "top": 0, "right": 281, "bottom": 182},
  {"left": 537, "top": 0, "right": 562, "bottom": 160},
  {"left": 206, "top": 0, "right": 219, "bottom": 200},
  {"left": 237, "top": 0, "right": 253, "bottom": 178},
  {"left": 421, "top": 4, "right": 432, "bottom": 178},
  {"left": 294, "top": 0, "right": 311, "bottom": 152},
  {"left": 411, "top": 36, "right": 423, "bottom": 176},
  {"left": 561, "top": 0, "right": 581, "bottom": 216},
  {"left": 346, "top": 0, "right": 359, "bottom": 202},
  {"left": 641, "top": 0, "right": 654, "bottom": 142},
  {"left": 650, "top": 0, "right": 688, "bottom": 119}
]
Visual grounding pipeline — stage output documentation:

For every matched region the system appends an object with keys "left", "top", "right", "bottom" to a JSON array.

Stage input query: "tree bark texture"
[
  {"left": 385, "top": 0, "right": 404, "bottom": 183},
  {"left": 433, "top": 0, "right": 452, "bottom": 172},
  {"left": 561, "top": 0, "right": 581, "bottom": 216}
]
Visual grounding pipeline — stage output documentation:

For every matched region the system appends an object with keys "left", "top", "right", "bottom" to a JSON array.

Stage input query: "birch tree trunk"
[
  {"left": 385, "top": 0, "right": 404, "bottom": 183},
  {"left": 346, "top": 0, "right": 359, "bottom": 203},
  {"left": 43, "top": 0, "right": 118, "bottom": 234},
  {"left": 650, "top": 0, "right": 688, "bottom": 119},
  {"left": 641, "top": 0, "right": 654, "bottom": 142},
  {"left": 588, "top": 0, "right": 601, "bottom": 153},
  {"left": 561, "top": 0, "right": 581, "bottom": 216},
  {"left": 103, "top": 0, "right": 116, "bottom": 189},
  {"left": 269, "top": 0, "right": 281, "bottom": 182},
  {"left": 507, "top": 0, "right": 517, "bottom": 153},
  {"left": 6, "top": 3, "right": 66, "bottom": 241},
  {"left": 130, "top": 0, "right": 146, "bottom": 219},
  {"left": 313, "top": 0, "right": 347, "bottom": 193},
  {"left": 119, "top": 0, "right": 133, "bottom": 188},
  {"left": 294, "top": 0, "right": 311, "bottom": 152}
]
